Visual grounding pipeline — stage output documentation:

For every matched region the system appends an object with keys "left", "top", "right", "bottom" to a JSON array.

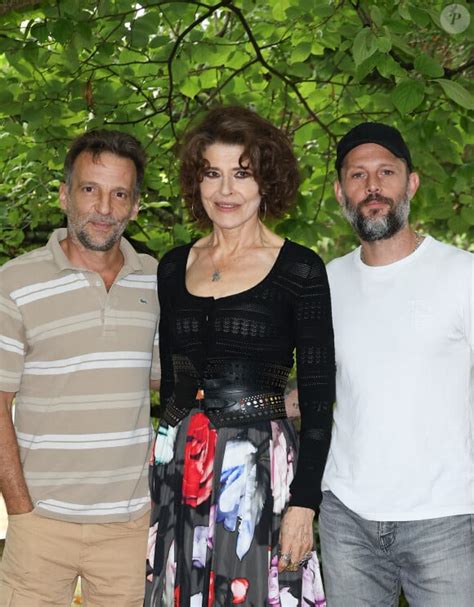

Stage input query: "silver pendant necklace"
[
  {"left": 208, "top": 248, "right": 224, "bottom": 282},
  {"left": 207, "top": 230, "right": 265, "bottom": 282}
]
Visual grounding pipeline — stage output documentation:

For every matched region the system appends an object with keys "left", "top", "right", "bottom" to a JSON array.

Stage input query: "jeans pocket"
[{"left": 319, "top": 490, "right": 339, "bottom": 514}]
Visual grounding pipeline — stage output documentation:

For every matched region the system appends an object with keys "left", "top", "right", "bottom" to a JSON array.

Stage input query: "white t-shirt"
[{"left": 322, "top": 236, "right": 473, "bottom": 521}]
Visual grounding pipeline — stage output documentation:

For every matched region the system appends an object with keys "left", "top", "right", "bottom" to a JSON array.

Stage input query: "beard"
[
  {"left": 341, "top": 189, "right": 411, "bottom": 242},
  {"left": 67, "top": 209, "right": 130, "bottom": 252}
]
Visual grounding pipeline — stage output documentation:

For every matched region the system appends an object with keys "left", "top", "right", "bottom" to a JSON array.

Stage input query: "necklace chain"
[
  {"left": 207, "top": 233, "right": 264, "bottom": 282},
  {"left": 360, "top": 232, "right": 424, "bottom": 264},
  {"left": 208, "top": 248, "right": 224, "bottom": 282},
  {"left": 413, "top": 231, "right": 423, "bottom": 249}
]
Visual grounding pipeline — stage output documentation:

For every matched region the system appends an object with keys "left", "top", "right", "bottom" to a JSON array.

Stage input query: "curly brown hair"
[{"left": 179, "top": 106, "right": 300, "bottom": 227}]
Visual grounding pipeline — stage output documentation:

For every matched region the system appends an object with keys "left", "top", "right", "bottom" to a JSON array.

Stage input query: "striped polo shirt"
[{"left": 0, "top": 228, "right": 160, "bottom": 523}]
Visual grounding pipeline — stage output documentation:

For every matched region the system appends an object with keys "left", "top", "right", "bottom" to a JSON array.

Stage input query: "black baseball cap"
[{"left": 335, "top": 122, "right": 413, "bottom": 173}]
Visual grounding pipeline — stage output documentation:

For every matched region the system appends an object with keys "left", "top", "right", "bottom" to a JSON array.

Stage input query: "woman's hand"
[{"left": 278, "top": 506, "right": 315, "bottom": 572}]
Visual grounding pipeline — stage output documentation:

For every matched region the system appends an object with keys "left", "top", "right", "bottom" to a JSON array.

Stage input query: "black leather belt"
[
  {"left": 162, "top": 356, "right": 290, "bottom": 428},
  {"left": 204, "top": 389, "right": 286, "bottom": 427}
]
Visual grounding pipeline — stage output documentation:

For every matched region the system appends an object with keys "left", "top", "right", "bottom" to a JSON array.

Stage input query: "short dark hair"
[
  {"left": 64, "top": 130, "right": 146, "bottom": 197},
  {"left": 179, "top": 106, "right": 300, "bottom": 227}
]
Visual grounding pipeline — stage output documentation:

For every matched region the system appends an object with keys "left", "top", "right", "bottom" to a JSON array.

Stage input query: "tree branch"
[
  {"left": 164, "top": 0, "right": 230, "bottom": 137},
  {"left": 227, "top": 2, "right": 335, "bottom": 142},
  {"left": 0, "top": 0, "right": 44, "bottom": 16}
]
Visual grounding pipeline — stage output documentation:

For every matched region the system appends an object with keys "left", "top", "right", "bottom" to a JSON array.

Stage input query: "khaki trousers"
[{"left": 0, "top": 510, "right": 149, "bottom": 607}]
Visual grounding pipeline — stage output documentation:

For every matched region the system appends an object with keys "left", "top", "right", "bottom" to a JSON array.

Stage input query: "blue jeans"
[{"left": 319, "top": 491, "right": 474, "bottom": 607}]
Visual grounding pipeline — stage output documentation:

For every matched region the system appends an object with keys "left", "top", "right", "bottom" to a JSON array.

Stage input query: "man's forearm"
[{"left": 0, "top": 395, "right": 33, "bottom": 514}]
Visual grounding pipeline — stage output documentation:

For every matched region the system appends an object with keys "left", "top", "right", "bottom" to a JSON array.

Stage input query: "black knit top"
[{"left": 157, "top": 239, "right": 335, "bottom": 509}]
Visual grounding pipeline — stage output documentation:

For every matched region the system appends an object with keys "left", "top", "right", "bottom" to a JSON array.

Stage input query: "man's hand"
[{"left": 0, "top": 391, "right": 33, "bottom": 514}]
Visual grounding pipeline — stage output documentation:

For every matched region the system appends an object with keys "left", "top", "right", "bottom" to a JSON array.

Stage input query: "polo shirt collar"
[{"left": 47, "top": 228, "right": 144, "bottom": 275}]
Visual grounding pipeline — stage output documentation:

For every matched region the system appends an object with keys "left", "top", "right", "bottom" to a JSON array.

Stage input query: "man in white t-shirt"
[{"left": 320, "top": 122, "right": 473, "bottom": 606}]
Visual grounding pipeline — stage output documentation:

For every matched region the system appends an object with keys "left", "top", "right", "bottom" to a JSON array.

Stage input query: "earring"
[
  {"left": 190, "top": 201, "right": 198, "bottom": 221},
  {"left": 260, "top": 200, "right": 267, "bottom": 222}
]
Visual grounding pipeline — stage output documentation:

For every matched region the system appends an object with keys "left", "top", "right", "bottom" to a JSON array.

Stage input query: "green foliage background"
[
  {"left": 0, "top": 4, "right": 471, "bottom": 604},
  {"left": 0, "top": 0, "right": 472, "bottom": 264}
]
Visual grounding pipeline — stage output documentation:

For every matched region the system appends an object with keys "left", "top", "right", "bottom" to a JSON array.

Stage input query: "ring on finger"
[
  {"left": 279, "top": 551, "right": 291, "bottom": 562},
  {"left": 298, "top": 551, "right": 313, "bottom": 566}
]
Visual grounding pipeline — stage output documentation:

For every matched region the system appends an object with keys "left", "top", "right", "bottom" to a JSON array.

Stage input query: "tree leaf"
[
  {"left": 398, "top": 4, "right": 411, "bottom": 20},
  {"left": 180, "top": 77, "right": 201, "bottom": 99},
  {"left": 390, "top": 33, "right": 415, "bottom": 56},
  {"left": 272, "top": 0, "right": 290, "bottom": 21},
  {"left": 30, "top": 21, "right": 49, "bottom": 43},
  {"left": 430, "top": 203, "right": 454, "bottom": 220},
  {"left": 293, "top": 122, "right": 318, "bottom": 146},
  {"left": 436, "top": 79, "right": 474, "bottom": 110},
  {"left": 355, "top": 53, "right": 381, "bottom": 82},
  {"left": 392, "top": 79, "right": 425, "bottom": 114},
  {"left": 460, "top": 205, "right": 474, "bottom": 226},
  {"left": 352, "top": 28, "right": 377, "bottom": 66},
  {"left": 448, "top": 214, "right": 468, "bottom": 234},
  {"left": 291, "top": 42, "right": 312, "bottom": 63},
  {"left": 376, "top": 36, "right": 392, "bottom": 53},
  {"left": 414, "top": 53, "right": 444, "bottom": 78},
  {"left": 377, "top": 54, "right": 406, "bottom": 78},
  {"left": 173, "top": 223, "right": 191, "bottom": 244},
  {"left": 51, "top": 18, "right": 74, "bottom": 45},
  {"left": 407, "top": 4, "right": 429, "bottom": 27},
  {"left": 370, "top": 6, "right": 383, "bottom": 27}
]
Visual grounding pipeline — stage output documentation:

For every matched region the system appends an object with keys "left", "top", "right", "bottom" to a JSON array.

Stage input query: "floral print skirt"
[{"left": 145, "top": 409, "right": 326, "bottom": 606}]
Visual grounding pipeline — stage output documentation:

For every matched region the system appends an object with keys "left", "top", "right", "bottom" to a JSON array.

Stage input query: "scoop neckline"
[{"left": 182, "top": 238, "right": 289, "bottom": 301}]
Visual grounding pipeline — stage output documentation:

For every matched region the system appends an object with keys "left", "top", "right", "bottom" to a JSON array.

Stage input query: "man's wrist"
[{"left": 5, "top": 495, "right": 33, "bottom": 515}]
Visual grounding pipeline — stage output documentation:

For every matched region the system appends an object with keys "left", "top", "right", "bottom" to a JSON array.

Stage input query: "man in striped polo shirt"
[{"left": 0, "top": 130, "right": 160, "bottom": 606}]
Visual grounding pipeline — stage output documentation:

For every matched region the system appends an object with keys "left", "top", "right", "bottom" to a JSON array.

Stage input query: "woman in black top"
[{"left": 146, "top": 106, "right": 335, "bottom": 606}]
